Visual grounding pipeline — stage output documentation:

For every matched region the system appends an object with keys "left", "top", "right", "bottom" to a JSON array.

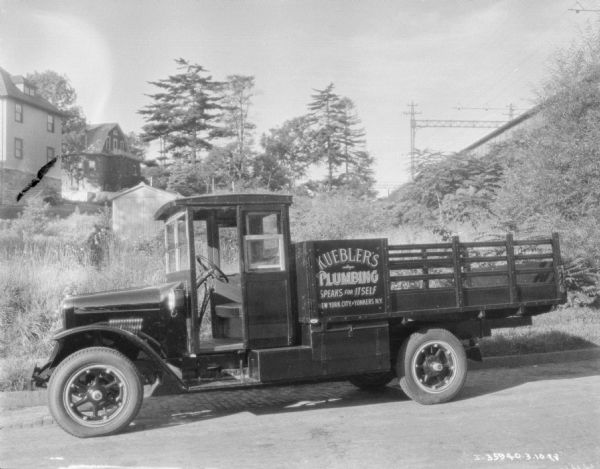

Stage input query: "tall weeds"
[{"left": 0, "top": 200, "right": 164, "bottom": 390}]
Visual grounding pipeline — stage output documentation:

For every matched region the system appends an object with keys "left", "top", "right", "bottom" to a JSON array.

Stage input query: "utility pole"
[
  {"left": 404, "top": 102, "right": 421, "bottom": 180},
  {"left": 406, "top": 102, "right": 506, "bottom": 180}
]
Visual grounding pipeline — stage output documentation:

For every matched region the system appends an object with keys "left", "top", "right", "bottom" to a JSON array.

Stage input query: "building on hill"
[
  {"left": 458, "top": 106, "right": 543, "bottom": 157},
  {"left": 62, "top": 123, "right": 143, "bottom": 202},
  {"left": 111, "top": 182, "right": 178, "bottom": 239},
  {"left": 0, "top": 66, "right": 66, "bottom": 211}
]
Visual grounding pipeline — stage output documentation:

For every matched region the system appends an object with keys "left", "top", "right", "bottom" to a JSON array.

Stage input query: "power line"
[
  {"left": 569, "top": 1, "right": 600, "bottom": 12},
  {"left": 455, "top": 103, "right": 525, "bottom": 120}
]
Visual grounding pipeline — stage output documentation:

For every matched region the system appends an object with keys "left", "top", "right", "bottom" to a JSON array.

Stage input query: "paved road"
[{"left": 1, "top": 359, "right": 599, "bottom": 469}]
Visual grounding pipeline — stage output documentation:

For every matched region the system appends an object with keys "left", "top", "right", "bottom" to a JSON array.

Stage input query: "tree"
[
  {"left": 333, "top": 150, "right": 376, "bottom": 197},
  {"left": 139, "top": 59, "right": 225, "bottom": 165},
  {"left": 142, "top": 162, "right": 171, "bottom": 190},
  {"left": 254, "top": 116, "right": 316, "bottom": 190},
  {"left": 220, "top": 75, "right": 256, "bottom": 188},
  {"left": 166, "top": 160, "right": 209, "bottom": 196},
  {"left": 125, "top": 132, "right": 148, "bottom": 160},
  {"left": 491, "top": 25, "right": 600, "bottom": 226},
  {"left": 390, "top": 151, "right": 503, "bottom": 227},
  {"left": 251, "top": 151, "right": 293, "bottom": 191},
  {"left": 336, "top": 97, "right": 366, "bottom": 174},
  {"left": 307, "top": 85, "right": 375, "bottom": 194},
  {"left": 203, "top": 143, "right": 247, "bottom": 191},
  {"left": 308, "top": 83, "right": 343, "bottom": 188}
]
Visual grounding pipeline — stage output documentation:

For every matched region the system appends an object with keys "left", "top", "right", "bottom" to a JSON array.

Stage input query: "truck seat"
[
  {"left": 214, "top": 302, "right": 242, "bottom": 339},
  {"left": 215, "top": 302, "right": 242, "bottom": 318}
]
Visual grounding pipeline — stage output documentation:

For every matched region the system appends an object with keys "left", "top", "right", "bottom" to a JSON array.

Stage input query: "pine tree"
[
  {"left": 335, "top": 97, "right": 366, "bottom": 175},
  {"left": 139, "top": 59, "right": 225, "bottom": 165},
  {"left": 307, "top": 85, "right": 374, "bottom": 194},
  {"left": 308, "top": 83, "right": 343, "bottom": 189},
  {"left": 220, "top": 75, "right": 256, "bottom": 188}
]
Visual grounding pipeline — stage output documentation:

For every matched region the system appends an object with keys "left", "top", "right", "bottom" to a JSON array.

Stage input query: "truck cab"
[
  {"left": 157, "top": 193, "right": 296, "bottom": 355},
  {"left": 33, "top": 193, "right": 566, "bottom": 438}
]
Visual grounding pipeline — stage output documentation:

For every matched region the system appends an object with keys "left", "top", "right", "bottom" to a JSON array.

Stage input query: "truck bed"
[
  {"left": 297, "top": 234, "right": 566, "bottom": 326},
  {"left": 387, "top": 234, "right": 564, "bottom": 318}
]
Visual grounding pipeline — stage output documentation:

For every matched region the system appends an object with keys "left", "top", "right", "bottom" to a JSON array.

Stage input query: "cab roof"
[{"left": 155, "top": 193, "right": 293, "bottom": 221}]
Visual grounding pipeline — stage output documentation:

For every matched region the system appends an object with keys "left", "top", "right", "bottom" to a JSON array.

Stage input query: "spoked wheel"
[
  {"left": 397, "top": 329, "right": 467, "bottom": 405},
  {"left": 48, "top": 347, "right": 143, "bottom": 438}
]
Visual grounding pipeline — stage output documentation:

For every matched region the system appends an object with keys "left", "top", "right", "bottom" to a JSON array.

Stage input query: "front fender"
[{"left": 32, "top": 325, "right": 185, "bottom": 390}]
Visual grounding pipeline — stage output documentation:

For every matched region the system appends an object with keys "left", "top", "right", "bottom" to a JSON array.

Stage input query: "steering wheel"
[{"left": 196, "top": 255, "right": 229, "bottom": 283}]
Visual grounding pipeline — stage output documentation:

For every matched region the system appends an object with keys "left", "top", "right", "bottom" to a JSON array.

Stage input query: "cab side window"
[
  {"left": 165, "top": 216, "right": 189, "bottom": 273},
  {"left": 244, "top": 212, "right": 284, "bottom": 271}
]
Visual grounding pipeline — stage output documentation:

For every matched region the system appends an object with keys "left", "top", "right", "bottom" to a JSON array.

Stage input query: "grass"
[{"left": 0, "top": 217, "right": 165, "bottom": 391}]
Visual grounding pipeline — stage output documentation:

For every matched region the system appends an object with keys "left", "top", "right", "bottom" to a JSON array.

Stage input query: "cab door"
[{"left": 239, "top": 206, "right": 293, "bottom": 348}]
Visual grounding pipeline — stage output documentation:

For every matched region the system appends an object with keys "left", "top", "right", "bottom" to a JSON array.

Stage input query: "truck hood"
[{"left": 62, "top": 282, "right": 182, "bottom": 315}]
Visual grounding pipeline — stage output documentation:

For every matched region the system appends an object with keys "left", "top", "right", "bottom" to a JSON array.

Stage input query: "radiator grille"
[{"left": 109, "top": 317, "right": 143, "bottom": 333}]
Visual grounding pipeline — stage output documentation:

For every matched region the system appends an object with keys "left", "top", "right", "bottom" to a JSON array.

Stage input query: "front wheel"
[
  {"left": 396, "top": 329, "right": 467, "bottom": 405},
  {"left": 48, "top": 347, "right": 143, "bottom": 438}
]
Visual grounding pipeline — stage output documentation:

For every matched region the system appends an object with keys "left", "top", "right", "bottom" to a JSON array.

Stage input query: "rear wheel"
[
  {"left": 48, "top": 347, "right": 143, "bottom": 438},
  {"left": 397, "top": 329, "right": 467, "bottom": 405},
  {"left": 348, "top": 371, "right": 395, "bottom": 391}
]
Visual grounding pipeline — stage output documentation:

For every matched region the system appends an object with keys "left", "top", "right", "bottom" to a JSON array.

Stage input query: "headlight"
[
  {"left": 167, "top": 288, "right": 185, "bottom": 316},
  {"left": 60, "top": 298, "right": 73, "bottom": 329}
]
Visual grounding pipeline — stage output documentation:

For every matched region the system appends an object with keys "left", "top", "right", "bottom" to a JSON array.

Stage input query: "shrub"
[{"left": 290, "top": 192, "right": 393, "bottom": 241}]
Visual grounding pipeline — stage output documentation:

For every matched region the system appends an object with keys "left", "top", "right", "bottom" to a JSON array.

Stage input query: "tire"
[
  {"left": 396, "top": 329, "right": 467, "bottom": 405},
  {"left": 348, "top": 371, "right": 395, "bottom": 391},
  {"left": 48, "top": 347, "right": 143, "bottom": 438}
]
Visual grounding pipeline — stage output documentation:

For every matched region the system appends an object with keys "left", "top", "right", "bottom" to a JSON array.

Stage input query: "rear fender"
[{"left": 32, "top": 325, "right": 185, "bottom": 390}]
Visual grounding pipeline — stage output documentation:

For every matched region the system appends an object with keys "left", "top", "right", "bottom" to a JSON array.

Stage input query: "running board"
[{"left": 184, "top": 367, "right": 260, "bottom": 391}]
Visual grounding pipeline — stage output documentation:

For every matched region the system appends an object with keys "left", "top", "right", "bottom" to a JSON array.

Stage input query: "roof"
[
  {"left": 85, "top": 123, "right": 122, "bottom": 152},
  {"left": 110, "top": 182, "right": 179, "bottom": 201},
  {"left": 155, "top": 193, "right": 293, "bottom": 220},
  {"left": 459, "top": 106, "right": 541, "bottom": 154},
  {"left": 0, "top": 66, "right": 67, "bottom": 116},
  {"left": 83, "top": 123, "right": 142, "bottom": 161}
]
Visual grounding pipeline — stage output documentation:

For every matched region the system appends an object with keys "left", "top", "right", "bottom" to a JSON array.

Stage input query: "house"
[
  {"left": 0, "top": 66, "right": 65, "bottom": 209},
  {"left": 62, "top": 123, "right": 143, "bottom": 202},
  {"left": 111, "top": 182, "right": 178, "bottom": 239}
]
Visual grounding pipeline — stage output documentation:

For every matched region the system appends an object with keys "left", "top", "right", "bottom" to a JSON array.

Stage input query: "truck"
[{"left": 32, "top": 193, "right": 567, "bottom": 437}]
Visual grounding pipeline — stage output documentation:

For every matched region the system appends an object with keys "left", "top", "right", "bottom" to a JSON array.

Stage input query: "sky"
[{"left": 0, "top": 0, "right": 595, "bottom": 194}]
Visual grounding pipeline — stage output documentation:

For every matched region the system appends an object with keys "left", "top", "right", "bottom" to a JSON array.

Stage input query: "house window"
[
  {"left": 14, "top": 138, "right": 23, "bottom": 159},
  {"left": 15, "top": 103, "right": 23, "bottom": 123},
  {"left": 112, "top": 138, "right": 118, "bottom": 151},
  {"left": 47, "top": 147, "right": 55, "bottom": 162},
  {"left": 47, "top": 114, "right": 55, "bottom": 133}
]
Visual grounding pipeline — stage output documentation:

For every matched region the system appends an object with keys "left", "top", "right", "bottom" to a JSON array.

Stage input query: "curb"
[
  {"left": 470, "top": 347, "right": 600, "bottom": 370},
  {"left": 0, "top": 389, "right": 48, "bottom": 411},
  {"left": 1, "top": 347, "right": 599, "bottom": 430}
]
